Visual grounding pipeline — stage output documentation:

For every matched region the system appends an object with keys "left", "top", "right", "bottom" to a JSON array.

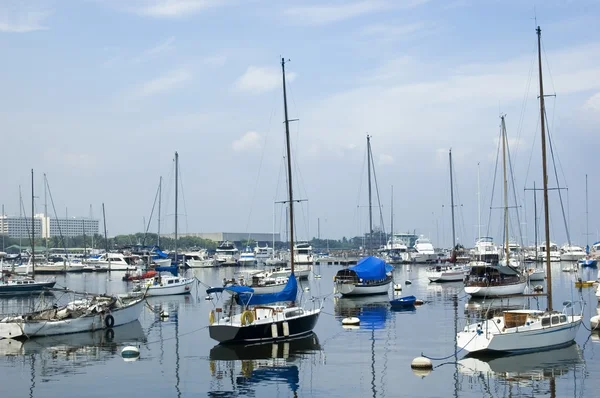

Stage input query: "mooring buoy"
[
  {"left": 121, "top": 346, "right": 140, "bottom": 362},
  {"left": 342, "top": 317, "right": 360, "bottom": 326}
]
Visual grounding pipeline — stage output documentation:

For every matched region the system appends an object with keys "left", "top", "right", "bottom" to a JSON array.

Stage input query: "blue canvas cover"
[
  {"left": 206, "top": 285, "right": 254, "bottom": 294},
  {"left": 349, "top": 256, "right": 393, "bottom": 281},
  {"left": 236, "top": 273, "right": 298, "bottom": 306}
]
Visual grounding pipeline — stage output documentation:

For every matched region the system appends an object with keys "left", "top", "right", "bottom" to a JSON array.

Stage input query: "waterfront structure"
[{"left": 0, "top": 214, "right": 99, "bottom": 239}]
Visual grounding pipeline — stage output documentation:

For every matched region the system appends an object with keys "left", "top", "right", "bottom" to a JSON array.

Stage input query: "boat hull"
[
  {"left": 187, "top": 258, "right": 217, "bottom": 268},
  {"left": 145, "top": 278, "right": 195, "bottom": 296},
  {"left": 336, "top": 279, "right": 391, "bottom": 296},
  {"left": 0, "top": 280, "right": 56, "bottom": 296},
  {"left": 457, "top": 314, "right": 582, "bottom": 354},
  {"left": 209, "top": 310, "right": 320, "bottom": 344},
  {"left": 0, "top": 298, "right": 145, "bottom": 339},
  {"left": 465, "top": 281, "right": 527, "bottom": 297}
]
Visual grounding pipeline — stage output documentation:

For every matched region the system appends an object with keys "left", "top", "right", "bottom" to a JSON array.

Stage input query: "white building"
[{"left": 0, "top": 214, "right": 99, "bottom": 239}]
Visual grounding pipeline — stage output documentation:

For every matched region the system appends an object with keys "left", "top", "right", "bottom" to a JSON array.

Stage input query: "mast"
[
  {"left": 585, "top": 174, "right": 589, "bottom": 249},
  {"left": 390, "top": 185, "right": 394, "bottom": 248},
  {"left": 281, "top": 57, "right": 295, "bottom": 275},
  {"left": 537, "top": 26, "right": 553, "bottom": 311},
  {"left": 1, "top": 204, "right": 4, "bottom": 252},
  {"left": 44, "top": 174, "right": 48, "bottom": 254},
  {"left": 367, "top": 135, "right": 373, "bottom": 254},
  {"left": 175, "top": 152, "right": 179, "bottom": 267},
  {"left": 19, "top": 186, "right": 22, "bottom": 250},
  {"left": 102, "top": 203, "right": 110, "bottom": 273},
  {"left": 31, "top": 169, "right": 35, "bottom": 277},
  {"left": 158, "top": 176, "right": 162, "bottom": 247},
  {"left": 449, "top": 149, "right": 456, "bottom": 254},
  {"left": 501, "top": 116, "right": 510, "bottom": 263},
  {"left": 477, "top": 162, "right": 481, "bottom": 242},
  {"left": 534, "top": 181, "right": 538, "bottom": 262}
]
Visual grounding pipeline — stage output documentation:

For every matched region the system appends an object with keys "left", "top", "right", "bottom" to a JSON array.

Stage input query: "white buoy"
[
  {"left": 412, "top": 368, "right": 432, "bottom": 378},
  {"left": 121, "top": 346, "right": 140, "bottom": 362},
  {"left": 304, "top": 287, "right": 310, "bottom": 291},
  {"left": 342, "top": 317, "right": 360, "bottom": 326},
  {"left": 160, "top": 310, "right": 169, "bottom": 318},
  {"left": 205, "top": 296, "right": 212, "bottom": 300},
  {"left": 393, "top": 284, "right": 402, "bottom": 291},
  {"left": 314, "top": 275, "right": 321, "bottom": 279},
  {"left": 591, "top": 315, "right": 600, "bottom": 330},
  {"left": 411, "top": 356, "right": 433, "bottom": 370},
  {"left": 414, "top": 299, "right": 424, "bottom": 306}
]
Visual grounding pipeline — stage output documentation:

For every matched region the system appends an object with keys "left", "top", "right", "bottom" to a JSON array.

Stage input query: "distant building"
[
  {"left": 0, "top": 214, "right": 99, "bottom": 239},
  {"left": 164, "top": 232, "right": 281, "bottom": 244}
]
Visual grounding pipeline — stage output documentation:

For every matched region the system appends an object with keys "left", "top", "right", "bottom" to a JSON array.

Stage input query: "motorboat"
[
  {"left": 464, "top": 264, "right": 527, "bottom": 297},
  {"left": 471, "top": 237, "right": 500, "bottom": 264},
  {"left": 560, "top": 244, "right": 587, "bottom": 262},
  {"left": 426, "top": 264, "right": 466, "bottom": 283},
  {"left": 215, "top": 241, "right": 239, "bottom": 266},
  {"left": 411, "top": 236, "right": 436, "bottom": 263}
]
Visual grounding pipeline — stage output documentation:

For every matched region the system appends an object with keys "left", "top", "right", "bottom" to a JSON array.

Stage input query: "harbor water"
[{"left": 1, "top": 262, "right": 599, "bottom": 397}]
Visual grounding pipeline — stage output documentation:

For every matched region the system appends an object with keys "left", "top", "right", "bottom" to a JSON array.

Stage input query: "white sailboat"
[{"left": 457, "top": 27, "right": 582, "bottom": 354}]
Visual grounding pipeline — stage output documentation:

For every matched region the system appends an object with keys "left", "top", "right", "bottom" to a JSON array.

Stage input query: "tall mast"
[
  {"left": 585, "top": 174, "right": 589, "bottom": 248},
  {"left": 281, "top": 57, "right": 295, "bottom": 275},
  {"left": 31, "top": 169, "right": 35, "bottom": 277},
  {"left": 534, "top": 181, "right": 538, "bottom": 262},
  {"left": 102, "top": 203, "right": 110, "bottom": 273},
  {"left": 19, "top": 186, "right": 22, "bottom": 250},
  {"left": 537, "top": 26, "right": 552, "bottom": 311},
  {"left": 477, "top": 162, "right": 481, "bottom": 241},
  {"left": 1, "top": 204, "right": 4, "bottom": 252},
  {"left": 174, "top": 152, "right": 179, "bottom": 267},
  {"left": 390, "top": 185, "right": 394, "bottom": 246},
  {"left": 367, "top": 135, "right": 373, "bottom": 254},
  {"left": 44, "top": 174, "right": 48, "bottom": 253},
  {"left": 501, "top": 116, "right": 510, "bottom": 263},
  {"left": 449, "top": 149, "right": 456, "bottom": 253},
  {"left": 158, "top": 176, "right": 162, "bottom": 247}
]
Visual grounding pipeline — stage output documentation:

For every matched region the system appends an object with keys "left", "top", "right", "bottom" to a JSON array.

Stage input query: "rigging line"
[
  {"left": 368, "top": 143, "right": 386, "bottom": 236},
  {"left": 178, "top": 163, "right": 189, "bottom": 234},
  {"left": 505, "top": 124, "right": 525, "bottom": 249},
  {"left": 354, "top": 140, "right": 368, "bottom": 239},
  {"left": 514, "top": 41, "right": 537, "bottom": 172},
  {"left": 486, "top": 124, "right": 502, "bottom": 239},
  {"left": 142, "top": 182, "right": 161, "bottom": 246},
  {"left": 45, "top": 176, "right": 67, "bottom": 251},
  {"left": 544, "top": 107, "right": 571, "bottom": 245}
]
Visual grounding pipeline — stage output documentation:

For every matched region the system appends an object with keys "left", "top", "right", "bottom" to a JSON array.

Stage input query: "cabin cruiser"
[
  {"left": 384, "top": 234, "right": 412, "bottom": 263},
  {"left": 471, "top": 237, "right": 500, "bottom": 264},
  {"left": 537, "top": 242, "right": 561, "bottom": 262},
  {"left": 253, "top": 244, "right": 274, "bottom": 265},
  {"left": 464, "top": 264, "right": 527, "bottom": 297},
  {"left": 238, "top": 250, "right": 258, "bottom": 266},
  {"left": 215, "top": 241, "right": 240, "bottom": 266},
  {"left": 184, "top": 249, "right": 217, "bottom": 268},
  {"left": 293, "top": 242, "right": 314, "bottom": 265},
  {"left": 90, "top": 252, "right": 138, "bottom": 271},
  {"left": 411, "top": 236, "right": 436, "bottom": 263},
  {"left": 560, "top": 244, "right": 587, "bottom": 262},
  {"left": 427, "top": 264, "right": 467, "bottom": 282}
]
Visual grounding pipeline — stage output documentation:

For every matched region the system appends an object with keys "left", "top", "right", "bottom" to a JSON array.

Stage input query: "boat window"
[
  {"left": 174, "top": 279, "right": 179, "bottom": 283},
  {"left": 551, "top": 315, "right": 559, "bottom": 325},
  {"left": 168, "top": 280, "right": 174, "bottom": 284},
  {"left": 541, "top": 317, "right": 550, "bottom": 327},
  {"left": 285, "top": 309, "right": 304, "bottom": 318},
  {"left": 560, "top": 315, "right": 567, "bottom": 323}
]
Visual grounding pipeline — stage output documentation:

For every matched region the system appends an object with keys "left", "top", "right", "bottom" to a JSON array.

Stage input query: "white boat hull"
[
  {"left": 143, "top": 278, "right": 195, "bottom": 296},
  {"left": 412, "top": 253, "right": 437, "bottom": 263},
  {"left": 0, "top": 297, "right": 145, "bottom": 339},
  {"left": 187, "top": 258, "right": 217, "bottom": 268},
  {"left": 427, "top": 270, "right": 465, "bottom": 282},
  {"left": 465, "top": 281, "right": 527, "bottom": 297},
  {"left": 527, "top": 268, "right": 546, "bottom": 281},
  {"left": 267, "top": 266, "right": 311, "bottom": 280},
  {"left": 335, "top": 280, "right": 391, "bottom": 296},
  {"left": 95, "top": 261, "right": 137, "bottom": 271},
  {"left": 457, "top": 312, "right": 582, "bottom": 354}
]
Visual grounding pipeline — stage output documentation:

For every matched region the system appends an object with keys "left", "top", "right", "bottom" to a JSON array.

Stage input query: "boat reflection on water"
[
  {"left": 208, "top": 333, "right": 321, "bottom": 396},
  {"left": 458, "top": 343, "right": 585, "bottom": 395},
  {"left": 0, "top": 320, "right": 147, "bottom": 358},
  {"left": 334, "top": 295, "right": 391, "bottom": 329},
  {"left": 464, "top": 295, "right": 535, "bottom": 317}
]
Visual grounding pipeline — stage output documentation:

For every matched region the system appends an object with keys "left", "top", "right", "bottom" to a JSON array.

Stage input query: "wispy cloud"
[
  {"left": 378, "top": 153, "right": 394, "bottom": 166},
  {"left": 232, "top": 131, "right": 262, "bottom": 152},
  {"left": 0, "top": 3, "right": 49, "bottom": 33},
  {"left": 111, "top": 0, "right": 225, "bottom": 18},
  {"left": 234, "top": 66, "right": 296, "bottom": 94},
  {"left": 584, "top": 92, "right": 600, "bottom": 112},
  {"left": 134, "top": 68, "right": 191, "bottom": 97},
  {"left": 284, "top": 1, "right": 387, "bottom": 25}
]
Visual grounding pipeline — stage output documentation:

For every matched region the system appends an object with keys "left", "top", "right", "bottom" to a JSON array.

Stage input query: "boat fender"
[
  {"left": 104, "top": 314, "right": 115, "bottom": 328},
  {"left": 241, "top": 310, "right": 255, "bottom": 326},
  {"left": 209, "top": 310, "right": 215, "bottom": 325}
]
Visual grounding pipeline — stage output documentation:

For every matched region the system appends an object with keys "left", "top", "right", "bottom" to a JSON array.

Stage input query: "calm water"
[{"left": 1, "top": 262, "right": 599, "bottom": 397}]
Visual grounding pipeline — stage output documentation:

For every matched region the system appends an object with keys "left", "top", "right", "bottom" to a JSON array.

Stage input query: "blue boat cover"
[
  {"left": 236, "top": 274, "right": 298, "bottom": 306},
  {"left": 206, "top": 285, "right": 254, "bottom": 294},
  {"left": 155, "top": 265, "right": 178, "bottom": 276},
  {"left": 349, "top": 256, "right": 393, "bottom": 281}
]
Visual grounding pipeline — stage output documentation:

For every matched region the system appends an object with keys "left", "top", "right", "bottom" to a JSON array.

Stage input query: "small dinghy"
[{"left": 389, "top": 295, "right": 416, "bottom": 309}]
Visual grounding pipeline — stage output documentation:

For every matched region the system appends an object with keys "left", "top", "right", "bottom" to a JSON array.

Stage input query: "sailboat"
[
  {"left": 206, "top": 58, "right": 321, "bottom": 344},
  {"left": 457, "top": 27, "right": 583, "bottom": 354},
  {"left": 579, "top": 174, "right": 597, "bottom": 267},
  {"left": 333, "top": 135, "right": 394, "bottom": 295},
  {"left": 463, "top": 118, "right": 528, "bottom": 297},
  {"left": 134, "top": 153, "right": 195, "bottom": 296},
  {"left": 426, "top": 149, "right": 467, "bottom": 283}
]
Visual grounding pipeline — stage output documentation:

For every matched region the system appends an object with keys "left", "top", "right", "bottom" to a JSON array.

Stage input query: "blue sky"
[{"left": 1, "top": 0, "right": 600, "bottom": 247}]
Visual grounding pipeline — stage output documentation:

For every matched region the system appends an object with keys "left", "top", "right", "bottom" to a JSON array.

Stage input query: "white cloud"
[
  {"left": 0, "top": 4, "right": 49, "bottom": 33},
  {"left": 232, "top": 131, "right": 262, "bottom": 152},
  {"left": 378, "top": 153, "right": 394, "bottom": 166},
  {"left": 117, "top": 0, "right": 225, "bottom": 18},
  {"left": 146, "top": 36, "right": 175, "bottom": 56},
  {"left": 584, "top": 92, "right": 600, "bottom": 112},
  {"left": 235, "top": 66, "right": 296, "bottom": 94},
  {"left": 134, "top": 68, "right": 191, "bottom": 97}
]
